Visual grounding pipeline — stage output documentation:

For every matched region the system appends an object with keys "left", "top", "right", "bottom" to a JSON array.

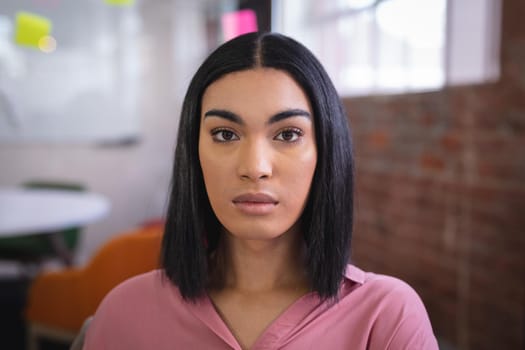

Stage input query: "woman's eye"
[
  {"left": 274, "top": 128, "right": 303, "bottom": 142},
  {"left": 211, "top": 129, "right": 239, "bottom": 142}
]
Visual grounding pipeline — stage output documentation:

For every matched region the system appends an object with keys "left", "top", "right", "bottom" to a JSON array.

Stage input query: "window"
[{"left": 272, "top": 0, "right": 501, "bottom": 96}]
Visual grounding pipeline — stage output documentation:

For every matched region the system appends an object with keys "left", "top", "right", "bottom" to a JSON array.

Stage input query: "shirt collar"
[{"left": 344, "top": 264, "right": 366, "bottom": 285}]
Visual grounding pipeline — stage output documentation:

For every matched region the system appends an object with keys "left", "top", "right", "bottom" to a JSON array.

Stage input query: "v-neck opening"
[
  {"left": 181, "top": 266, "right": 365, "bottom": 349},
  {"left": 188, "top": 290, "right": 320, "bottom": 350}
]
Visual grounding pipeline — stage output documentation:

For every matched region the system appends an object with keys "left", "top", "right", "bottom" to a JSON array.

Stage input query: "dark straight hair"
[{"left": 161, "top": 32, "right": 354, "bottom": 301}]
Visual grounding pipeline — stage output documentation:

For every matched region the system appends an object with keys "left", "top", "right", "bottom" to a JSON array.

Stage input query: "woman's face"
[{"left": 199, "top": 68, "right": 317, "bottom": 241}]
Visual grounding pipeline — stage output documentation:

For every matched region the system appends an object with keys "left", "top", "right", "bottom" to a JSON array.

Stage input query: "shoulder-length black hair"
[{"left": 161, "top": 32, "right": 354, "bottom": 301}]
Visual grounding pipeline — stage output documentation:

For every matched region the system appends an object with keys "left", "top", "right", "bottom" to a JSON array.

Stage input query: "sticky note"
[
  {"left": 104, "top": 0, "right": 135, "bottom": 6},
  {"left": 14, "top": 11, "right": 52, "bottom": 48},
  {"left": 221, "top": 9, "right": 258, "bottom": 41}
]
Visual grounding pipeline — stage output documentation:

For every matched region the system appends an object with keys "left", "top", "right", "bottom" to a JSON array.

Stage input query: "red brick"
[
  {"left": 440, "top": 132, "right": 463, "bottom": 152},
  {"left": 366, "top": 130, "right": 390, "bottom": 150},
  {"left": 419, "top": 153, "right": 446, "bottom": 171}
]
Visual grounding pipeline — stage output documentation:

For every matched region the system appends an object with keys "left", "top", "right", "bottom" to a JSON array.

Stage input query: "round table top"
[{"left": 0, "top": 187, "right": 111, "bottom": 237}]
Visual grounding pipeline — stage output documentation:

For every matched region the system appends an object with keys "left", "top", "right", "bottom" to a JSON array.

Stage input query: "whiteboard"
[{"left": 0, "top": 0, "right": 141, "bottom": 144}]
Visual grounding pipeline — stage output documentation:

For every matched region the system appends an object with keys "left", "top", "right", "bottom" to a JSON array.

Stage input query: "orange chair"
[{"left": 25, "top": 223, "right": 163, "bottom": 349}]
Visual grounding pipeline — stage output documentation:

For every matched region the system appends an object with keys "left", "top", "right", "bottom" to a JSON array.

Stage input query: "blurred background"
[{"left": 0, "top": 0, "right": 523, "bottom": 349}]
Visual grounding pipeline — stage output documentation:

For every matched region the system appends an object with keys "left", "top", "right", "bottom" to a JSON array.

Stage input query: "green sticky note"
[
  {"left": 104, "top": 0, "right": 134, "bottom": 6},
  {"left": 14, "top": 11, "right": 52, "bottom": 48}
]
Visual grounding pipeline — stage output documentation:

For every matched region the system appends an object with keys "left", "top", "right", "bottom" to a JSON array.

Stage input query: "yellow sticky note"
[
  {"left": 14, "top": 11, "right": 52, "bottom": 48},
  {"left": 104, "top": 0, "right": 134, "bottom": 6}
]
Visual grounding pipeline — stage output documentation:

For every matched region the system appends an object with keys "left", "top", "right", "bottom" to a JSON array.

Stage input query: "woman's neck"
[{"left": 213, "top": 227, "right": 309, "bottom": 294}]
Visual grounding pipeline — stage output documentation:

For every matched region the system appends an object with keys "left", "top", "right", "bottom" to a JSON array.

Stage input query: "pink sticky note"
[{"left": 221, "top": 9, "right": 258, "bottom": 41}]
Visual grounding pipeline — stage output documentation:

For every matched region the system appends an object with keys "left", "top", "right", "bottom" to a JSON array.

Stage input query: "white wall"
[{"left": 0, "top": 0, "right": 215, "bottom": 265}]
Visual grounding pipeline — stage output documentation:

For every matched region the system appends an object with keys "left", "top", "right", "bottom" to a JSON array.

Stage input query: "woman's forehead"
[{"left": 201, "top": 68, "right": 312, "bottom": 115}]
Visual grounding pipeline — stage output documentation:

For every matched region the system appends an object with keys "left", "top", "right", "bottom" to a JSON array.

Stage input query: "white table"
[{"left": 0, "top": 188, "right": 110, "bottom": 237}]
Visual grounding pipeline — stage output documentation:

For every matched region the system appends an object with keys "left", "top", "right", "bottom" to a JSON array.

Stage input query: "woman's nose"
[{"left": 237, "top": 139, "right": 272, "bottom": 181}]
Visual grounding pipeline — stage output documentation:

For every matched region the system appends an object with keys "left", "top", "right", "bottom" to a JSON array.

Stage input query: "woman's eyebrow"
[
  {"left": 203, "top": 108, "right": 311, "bottom": 125},
  {"left": 204, "top": 109, "right": 244, "bottom": 125},
  {"left": 267, "top": 109, "right": 311, "bottom": 124}
]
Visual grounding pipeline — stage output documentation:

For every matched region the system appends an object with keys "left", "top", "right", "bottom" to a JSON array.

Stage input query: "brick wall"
[{"left": 344, "top": 1, "right": 525, "bottom": 349}]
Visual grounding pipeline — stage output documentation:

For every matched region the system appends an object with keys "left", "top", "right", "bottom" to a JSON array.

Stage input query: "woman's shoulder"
[
  {"left": 83, "top": 270, "right": 185, "bottom": 349},
  {"left": 340, "top": 265, "right": 439, "bottom": 349},
  {"left": 344, "top": 264, "right": 426, "bottom": 309},
  {"left": 101, "top": 270, "right": 170, "bottom": 300},
  {"left": 93, "top": 269, "right": 186, "bottom": 318}
]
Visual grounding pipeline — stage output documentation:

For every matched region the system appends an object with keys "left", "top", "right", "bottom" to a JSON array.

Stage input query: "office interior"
[{"left": 0, "top": 0, "right": 523, "bottom": 349}]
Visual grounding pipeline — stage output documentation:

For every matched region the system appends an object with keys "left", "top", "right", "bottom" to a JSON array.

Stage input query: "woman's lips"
[{"left": 232, "top": 193, "right": 278, "bottom": 215}]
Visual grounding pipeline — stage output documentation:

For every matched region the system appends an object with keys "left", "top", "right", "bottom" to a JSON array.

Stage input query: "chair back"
[{"left": 25, "top": 223, "right": 163, "bottom": 332}]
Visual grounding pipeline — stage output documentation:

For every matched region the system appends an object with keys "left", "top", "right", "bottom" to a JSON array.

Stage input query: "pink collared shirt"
[{"left": 84, "top": 265, "right": 438, "bottom": 349}]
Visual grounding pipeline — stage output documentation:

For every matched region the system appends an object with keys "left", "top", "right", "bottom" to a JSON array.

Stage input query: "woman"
[{"left": 84, "top": 32, "right": 438, "bottom": 349}]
